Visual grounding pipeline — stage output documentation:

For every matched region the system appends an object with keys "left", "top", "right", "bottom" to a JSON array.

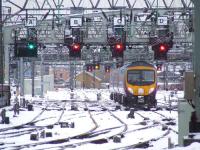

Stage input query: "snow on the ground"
[{"left": 0, "top": 88, "right": 200, "bottom": 149}]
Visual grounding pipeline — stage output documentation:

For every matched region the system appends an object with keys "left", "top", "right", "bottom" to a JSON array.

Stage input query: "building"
[{"left": 76, "top": 71, "right": 102, "bottom": 89}]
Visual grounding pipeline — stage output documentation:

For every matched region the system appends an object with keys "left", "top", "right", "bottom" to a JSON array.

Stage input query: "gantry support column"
[
  {"left": 193, "top": 0, "right": 200, "bottom": 123},
  {"left": 183, "top": 1, "right": 200, "bottom": 146},
  {"left": 0, "top": 0, "right": 4, "bottom": 84},
  {"left": 19, "top": 58, "right": 24, "bottom": 97},
  {"left": 32, "top": 61, "right": 35, "bottom": 97},
  {"left": 70, "top": 60, "right": 75, "bottom": 90}
]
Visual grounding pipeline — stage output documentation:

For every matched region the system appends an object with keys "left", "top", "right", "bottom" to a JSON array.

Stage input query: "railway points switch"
[
  {"left": 30, "top": 133, "right": 39, "bottom": 141},
  {"left": 47, "top": 125, "right": 54, "bottom": 129},
  {"left": 70, "top": 122, "right": 75, "bottom": 128},
  {"left": 113, "top": 135, "right": 121, "bottom": 143},
  {"left": 127, "top": 108, "right": 135, "bottom": 119},
  {"left": 4, "top": 117, "right": 9, "bottom": 124},
  {"left": 46, "top": 131, "right": 53, "bottom": 137},
  {"left": 60, "top": 122, "right": 75, "bottom": 128},
  {"left": 60, "top": 122, "right": 69, "bottom": 128},
  {"left": 97, "top": 93, "right": 101, "bottom": 101},
  {"left": 71, "top": 105, "right": 78, "bottom": 111},
  {"left": 40, "top": 130, "right": 45, "bottom": 138},
  {"left": 27, "top": 104, "right": 33, "bottom": 111},
  {"left": 115, "top": 105, "right": 121, "bottom": 110}
]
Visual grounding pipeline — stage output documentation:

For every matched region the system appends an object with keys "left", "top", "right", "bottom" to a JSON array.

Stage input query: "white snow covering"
[{"left": 0, "top": 88, "right": 200, "bottom": 149}]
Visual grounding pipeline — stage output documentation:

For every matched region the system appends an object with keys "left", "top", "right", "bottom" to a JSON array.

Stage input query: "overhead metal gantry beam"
[
  {"left": 3, "top": 7, "right": 193, "bottom": 66},
  {"left": 3, "top": 8, "right": 193, "bottom": 43},
  {"left": 2, "top": 0, "right": 193, "bottom": 23},
  {"left": 1, "top": 0, "right": 194, "bottom": 85},
  {"left": 4, "top": 0, "right": 193, "bottom": 10}
]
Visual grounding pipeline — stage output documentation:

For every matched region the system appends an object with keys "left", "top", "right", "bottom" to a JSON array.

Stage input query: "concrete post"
[
  {"left": 0, "top": 0, "right": 3, "bottom": 84},
  {"left": 192, "top": 0, "right": 200, "bottom": 122}
]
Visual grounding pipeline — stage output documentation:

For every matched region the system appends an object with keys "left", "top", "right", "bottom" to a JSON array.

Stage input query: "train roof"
[{"left": 127, "top": 61, "right": 155, "bottom": 68}]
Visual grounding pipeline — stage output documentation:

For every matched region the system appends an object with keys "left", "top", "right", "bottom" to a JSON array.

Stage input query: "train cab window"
[
  {"left": 127, "top": 70, "right": 155, "bottom": 85},
  {"left": 142, "top": 71, "right": 154, "bottom": 82},
  {"left": 127, "top": 70, "right": 140, "bottom": 83}
]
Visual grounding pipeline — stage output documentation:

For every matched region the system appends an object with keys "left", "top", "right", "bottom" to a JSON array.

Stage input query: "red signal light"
[
  {"left": 72, "top": 43, "right": 81, "bottom": 51},
  {"left": 116, "top": 44, "right": 122, "bottom": 49},
  {"left": 160, "top": 45, "right": 165, "bottom": 51},
  {"left": 152, "top": 43, "right": 170, "bottom": 60},
  {"left": 159, "top": 44, "right": 168, "bottom": 52},
  {"left": 114, "top": 43, "right": 124, "bottom": 52},
  {"left": 68, "top": 43, "right": 82, "bottom": 57}
]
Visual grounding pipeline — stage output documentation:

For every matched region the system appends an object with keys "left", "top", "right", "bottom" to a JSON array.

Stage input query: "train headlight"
[
  {"left": 149, "top": 88, "right": 155, "bottom": 94},
  {"left": 138, "top": 88, "right": 144, "bottom": 95},
  {"left": 128, "top": 87, "right": 133, "bottom": 94}
]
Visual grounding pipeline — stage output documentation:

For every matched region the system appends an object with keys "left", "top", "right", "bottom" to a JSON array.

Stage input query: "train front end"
[{"left": 125, "top": 65, "right": 157, "bottom": 108}]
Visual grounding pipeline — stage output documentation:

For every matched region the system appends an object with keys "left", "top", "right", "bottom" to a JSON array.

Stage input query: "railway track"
[
  {"left": 0, "top": 102, "right": 50, "bottom": 133},
  {"left": 0, "top": 101, "right": 70, "bottom": 148},
  {"left": 121, "top": 110, "right": 178, "bottom": 149},
  {"left": 14, "top": 93, "right": 128, "bottom": 150},
  {"left": 0, "top": 90, "right": 179, "bottom": 150},
  {"left": 101, "top": 92, "right": 178, "bottom": 149},
  {"left": 0, "top": 96, "right": 98, "bottom": 150},
  {"left": 112, "top": 129, "right": 171, "bottom": 150}
]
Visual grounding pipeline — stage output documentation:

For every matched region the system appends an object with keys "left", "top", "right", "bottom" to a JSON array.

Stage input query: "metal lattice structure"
[
  {"left": 1, "top": 0, "right": 194, "bottom": 95},
  {"left": 2, "top": 0, "right": 193, "bottom": 63}
]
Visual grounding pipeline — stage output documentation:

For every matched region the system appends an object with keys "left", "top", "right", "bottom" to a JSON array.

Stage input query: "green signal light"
[{"left": 27, "top": 42, "right": 36, "bottom": 50}]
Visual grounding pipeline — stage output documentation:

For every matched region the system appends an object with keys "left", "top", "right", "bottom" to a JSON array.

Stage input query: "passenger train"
[{"left": 110, "top": 61, "right": 157, "bottom": 108}]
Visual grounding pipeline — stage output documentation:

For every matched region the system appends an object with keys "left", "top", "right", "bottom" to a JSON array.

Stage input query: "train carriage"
[{"left": 110, "top": 61, "right": 157, "bottom": 108}]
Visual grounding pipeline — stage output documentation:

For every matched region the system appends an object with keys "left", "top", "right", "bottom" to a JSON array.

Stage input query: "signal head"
[
  {"left": 68, "top": 43, "right": 82, "bottom": 57},
  {"left": 95, "top": 65, "right": 99, "bottom": 70},
  {"left": 156, "top": 64, "right": 162, "bottom": 71},
  {"left": 159, "top": 44, "right": 168, "bottom": 52},
  {"left": 27, "top": 42, "right": 36, "bottom": 50},
  {"left": 153, "top": 43, "right": 169, "bottom": 60},
  {"left": 86, "top": 64, "right": 93, "bottom": 72},
  {"left": 114, "top": 43, "right": 125, "bottom": 52},
  {"left": 105, "top": 66, "right": 111, "bottom": 72},
  {"left": 72, "top": 43, "right": 81, "bottom": 51},
  {"left": 94, "top": 63, "right": 100, "bottom": 70}
]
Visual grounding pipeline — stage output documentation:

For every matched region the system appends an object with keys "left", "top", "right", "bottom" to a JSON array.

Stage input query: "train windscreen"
[{"left": 127, "top": 70, "right": 155, "bottom": 85}]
